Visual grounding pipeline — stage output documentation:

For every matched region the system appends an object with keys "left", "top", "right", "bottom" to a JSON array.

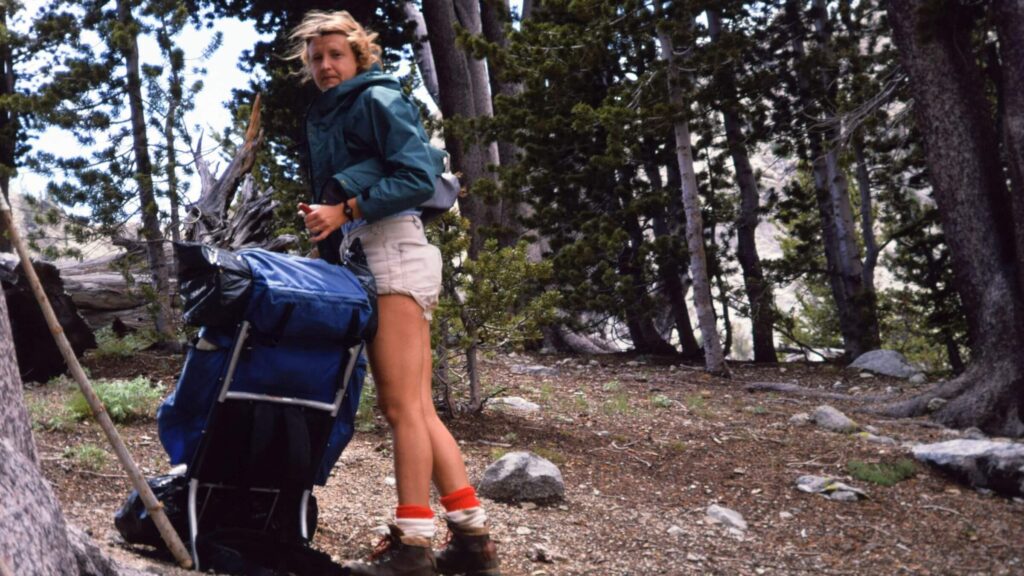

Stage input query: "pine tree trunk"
[
  {"left": 0, "top": 5, "right": 16, "bottom": 253},
  {"left": 707, "top": 9, "right": 777, "bottom": 364},
  {"left": 404, "top": 2, "right": 441, "bottom": 106},
  {"left": 652, "top": 212, "right": 703, "bottom": 360},
  {"left": 853, "top": 137, "right": 879, "bottom": 289},
  {"left": 621, "top": 212, "right": 677, "bottom": 355},
  {"left": 993, "top": 2, "right": 1024, "bottom": 295},
  {"left": 658, "top": 29, "right": 727, "bottom": 375},
  {"left": 790, "top": 1, "right": 880, "bottom": 359},
  {"left": 162, "top": 36, "right": 183, "bottom": 245},
  {"left": 882, "top": 0, "right": 1024, "bottom": 436},
  {"left": 421, "top": 0, "right": 492, "bottom": 257},
  {"left": 480, "top": 0, "right": 527, "bottom": 246},
  {"left": 118, "top": 0, "right": 173, "bottom": 342}
]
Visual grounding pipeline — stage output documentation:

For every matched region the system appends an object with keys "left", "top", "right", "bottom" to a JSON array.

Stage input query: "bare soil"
[{"left": 28, "top": 349, "right": 1024, "bottom": 575}]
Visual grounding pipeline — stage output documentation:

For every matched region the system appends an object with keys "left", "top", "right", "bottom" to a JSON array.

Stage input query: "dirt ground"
[{"left": 26, "top": 349, "right": 1024, "bottom": 575}]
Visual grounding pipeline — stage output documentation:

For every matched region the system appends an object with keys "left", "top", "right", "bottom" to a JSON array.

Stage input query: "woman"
[{"left": 288, "top": 10, "right": 500, "bottom": 576}]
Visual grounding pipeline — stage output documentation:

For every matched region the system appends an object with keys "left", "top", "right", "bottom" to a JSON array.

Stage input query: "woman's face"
[{"left": 308, "top": 34, "right": 358, "bottom": 91}]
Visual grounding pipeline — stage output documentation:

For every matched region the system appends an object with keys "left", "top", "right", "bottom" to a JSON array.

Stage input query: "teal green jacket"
[{"left": 305, "top": 66, "right": 439, "bottom": 223}]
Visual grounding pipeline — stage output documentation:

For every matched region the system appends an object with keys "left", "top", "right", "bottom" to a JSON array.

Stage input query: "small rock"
[
  {"left": 789, "top": 412, "right": 811, "bottom": 427},
  {"left": 857, "top": 432, "right": 898, "bottom": 446},
  {"left": 926, "top": 398, "right": 948, "bottom": 412},
  {"left": 521, "top": 502, "right": 538, "bottom": 511},
  {"left": 864, "top": 425, "right": 880, "bottom": 434},
  {"left": 626, "top": 360, "right": 641, "bottom": 367},
  {"left": 962, "top": 427, "right": 987, "bottom": 440},
  {"left": 705, "top": 504, "right": 747, "bottom": 531},
  {"left": 811, "top": 405, "right": 860, "bottom": 433},
  {"left": 829, "top": 490, "right": 860, "bottom": 502},
  {"left": 529, "top": 544, "right": 554, "bottom": 563},
  {"left": 385, "top": 476, "right": 396, "bottom": 486},
  {"left": 795, "top": 475, "right": 868, "bottom": 500},
  {"left": 667, "top": 525, "right": 685, "bottom": 536},
  {"left": 859, "top": 372, "right": 874, "bottom": 379},
  {"left": 910, "top": 373, "right": 927, "bottom": 385},
  {"left": 669, "top": 365, "right": 677, "bottom": 372},
  {"left": 511, "top": 364, "right": 559, "bottom": 377},
  {"left": 516, "top": 527, "right": 533, "bottom": 535},
  {"left": 779, "top": 511, "right": 794, "bottom": 520},
  {"left": 478, "top": 451, "right": 565, "bottom": 503},
  {"left": 487, "top": 396, "right": 542, "bottom": 413}
]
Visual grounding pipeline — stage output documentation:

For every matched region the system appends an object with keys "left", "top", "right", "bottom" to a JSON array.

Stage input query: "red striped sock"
[
  {"left": 440, "top": 486, "right": 480, "bottom": 512},
  {"left": 395, "top": 504, "right": 435, "bottom": 540}
]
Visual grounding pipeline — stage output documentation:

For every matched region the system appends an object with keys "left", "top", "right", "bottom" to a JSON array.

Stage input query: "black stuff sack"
[
  {"left": 114, "top": 472, "right": 189, "bottom": 549},
  {"left": 342, "top": 237, "right": 377, "bottom": 342},
  {"left": 175, "top": 242, "right": 253, "bottom": 328}
]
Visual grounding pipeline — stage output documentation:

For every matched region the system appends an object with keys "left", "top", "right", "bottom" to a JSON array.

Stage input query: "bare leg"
[
  {"left": 368, "top": 294, "right": 433, "bottom": 505},
  {"left": 417, "top": 317, "right": 471, "bottom": 495}
]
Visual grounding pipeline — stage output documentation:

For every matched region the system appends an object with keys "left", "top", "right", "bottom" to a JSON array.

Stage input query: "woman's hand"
[{"left": 298, "top": 202, "right": 346, "bottom": 243}]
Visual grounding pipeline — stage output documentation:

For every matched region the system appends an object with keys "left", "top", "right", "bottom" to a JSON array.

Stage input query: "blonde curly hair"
[{"left": 288, "top": 10, "right": 382, "bottom": 82}]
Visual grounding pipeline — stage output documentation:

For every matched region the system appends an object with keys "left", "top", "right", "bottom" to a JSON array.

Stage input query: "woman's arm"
[{"left": 352, "top": 86, "right": 435, "bottom": 222}]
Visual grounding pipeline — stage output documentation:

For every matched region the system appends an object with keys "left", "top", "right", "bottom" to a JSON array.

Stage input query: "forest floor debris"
[{"left": 26, "top": 350, "right": 1024, "bottom": 575}]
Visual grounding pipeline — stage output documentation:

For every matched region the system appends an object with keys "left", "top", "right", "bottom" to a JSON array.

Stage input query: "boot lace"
[{"left": 368, "top": 532, "right": 400, "bottom": 562}]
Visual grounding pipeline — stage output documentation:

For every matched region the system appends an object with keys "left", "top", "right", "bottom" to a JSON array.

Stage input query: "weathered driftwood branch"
[
  {"left": 185, "top": 93, "right": 267, "bottom": 244},
  {"left": 745, "top": 381, "right": 897, "bottom": 403},
  {"left": 0, "top": 194, "right": 193, "bottom": 569}
]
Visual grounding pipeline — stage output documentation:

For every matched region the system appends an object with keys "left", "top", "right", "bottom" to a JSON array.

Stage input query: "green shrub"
[
  {"left": 91, "top": 326, "right": 157, "bottom": 360},
  {"left": 63, "top": 443, "right": 110, "bottom": 471},
  {"left": 67, "top": 377, "right": 162, "bottom": 423},
  {"left": 847, "top": 459, "right": 917, "bottom": 486},
  {"left": 684, "top": 394, "right": 710, "bottom": 417},
  {"left": 533, "top": 446, "right": 567, "bottom": 465},
  {"left": 603, "top": 392, "right": 631, "bottom": 415},
  {"left": 650, "top": 394, "right": 672, "bottom": 409},
  {"left": 602, "top": 379, "right": 622, "bottom": 392},
  {"left": 28, "top": 399, "right": 75, "bottom": 432},
  {"left": 356, "top": 379, "right": 378, "bottom": 432}
]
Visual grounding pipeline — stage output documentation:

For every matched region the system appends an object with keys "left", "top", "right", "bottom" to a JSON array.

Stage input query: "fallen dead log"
[{"left": 745, "top": 381, "right": 897, "bottom": 403}]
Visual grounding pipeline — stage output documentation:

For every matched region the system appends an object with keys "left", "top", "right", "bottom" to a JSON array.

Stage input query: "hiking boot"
[
  {"left": 345, "top": 525, "right": 437, "bottom": 576},
  {"left": 435, "top": 522, "right": 501, "bottom": 576}
]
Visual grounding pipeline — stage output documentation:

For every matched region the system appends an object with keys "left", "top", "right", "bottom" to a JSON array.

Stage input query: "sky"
[{"left": 9, "top": 2, "right": 269, "bottom": 206}]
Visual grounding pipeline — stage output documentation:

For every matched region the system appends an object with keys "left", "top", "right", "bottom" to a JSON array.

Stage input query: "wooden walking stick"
[{"left": 0, "top": 193, "right": 193, "bottom": 569}]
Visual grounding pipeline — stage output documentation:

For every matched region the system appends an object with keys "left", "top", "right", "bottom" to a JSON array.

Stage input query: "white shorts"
[{"left": 342, "top": 215, "right": 442, "bottom": 321}]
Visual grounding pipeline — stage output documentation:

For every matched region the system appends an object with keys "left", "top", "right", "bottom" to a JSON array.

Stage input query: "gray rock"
[
  {"left": 926, "top": 397, "right": 948, "bottom": 412},
  {"left": 911, "top": 439, "right": 1024, "bottom": 498},
  {"left": 486, "top": 396, "right": 541, "bottom": 413},
  {"left": 478, "top": 451, "right": 565, "bottom": 503},
  {"left": 667, "top": 525, "right": 685, "bottom": 536},
  {"left": 705, "top": 504, "right": 747, "bottom": 531},
  {"left": 849, "top": 350, "right": 922, "bottom": 379},
  {"left": 811, "top": 405, "right": 860, "bottom": 433},
  {"left": 510, "top": 364, "right": 559, "bottom": 377},
  {"left": 910, "top": 373, "right": 928, "bottom": 385}
]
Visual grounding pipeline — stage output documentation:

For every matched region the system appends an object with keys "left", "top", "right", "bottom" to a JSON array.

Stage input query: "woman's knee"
[{"left": 377, "top": 394, "right": 425, "bottom": 427}]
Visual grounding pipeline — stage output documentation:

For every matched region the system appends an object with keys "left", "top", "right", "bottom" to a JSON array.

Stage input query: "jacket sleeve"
[
  {"left": 328, "top": 156, "right": 385, "bottom": 201},
  {"left": 352, "top": 87, "right": 436, "bottom": 223}
]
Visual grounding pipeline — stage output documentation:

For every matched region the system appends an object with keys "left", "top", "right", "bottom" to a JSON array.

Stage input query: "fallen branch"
[{"left": 745, "top": 381, "right": 896, "bottom": 402}]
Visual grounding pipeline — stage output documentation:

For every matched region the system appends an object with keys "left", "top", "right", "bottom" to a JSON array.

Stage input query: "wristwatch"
[{"left": 343, "top": 201, "right": 354, "bottom": 221}]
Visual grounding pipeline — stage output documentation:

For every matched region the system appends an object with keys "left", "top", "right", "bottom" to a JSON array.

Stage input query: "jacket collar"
[{"left": 310, "top": 65, "right": 402, "bottom": 115}]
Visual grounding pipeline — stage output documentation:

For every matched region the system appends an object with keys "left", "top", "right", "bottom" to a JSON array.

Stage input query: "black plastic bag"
[
  {"left": 114, "top": 472, "right": 190, "bottom": 548},
  {"left": 342, "top": 238, "right": 378, "bottom": 342},
  {"left": 175, "top": 242, "right": 253, "bottom": 328}
]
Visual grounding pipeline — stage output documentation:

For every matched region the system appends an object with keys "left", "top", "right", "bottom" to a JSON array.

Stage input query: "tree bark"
[
  {"left": 882, "top": 0, "right": 1024, "bottom": 436},
  {"left": 0, "top": 5, "right": 17, "bottom": 253},
  {"left": 404, "top": 2, "right": 441, "bottom": 106},
  {"left": 707, "top": 9, "right": 777, "bottom": 364},
  {"left": 789, "top": 0, "right": 880, "bottom": 359},
  {"left": 0, "top": 288, "right": 154, "bottom": 575},
  {"left": 421, "top": 0, "right": 493, "bottom": 257},
  {"left": 853, "top": 137, "right": 879, "bottom": 290},
  {"left": 117, "top": 0, "right": 173, "bottom": 342},
  {"left": 658, "top": 29, "right": 728, "bottom": 375},
  {"left": 993, "top": 2, "right": 1024, "bottom": 296}
]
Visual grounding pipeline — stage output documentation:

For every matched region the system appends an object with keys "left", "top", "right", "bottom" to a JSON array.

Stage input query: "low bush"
[{"left": 67, "top": 377, "right": 162, "bottom": 423}]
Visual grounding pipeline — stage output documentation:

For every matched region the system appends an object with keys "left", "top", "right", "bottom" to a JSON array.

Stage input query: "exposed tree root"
[{"left": 744, "top": 381, "right": 896, "bottom": 402}]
